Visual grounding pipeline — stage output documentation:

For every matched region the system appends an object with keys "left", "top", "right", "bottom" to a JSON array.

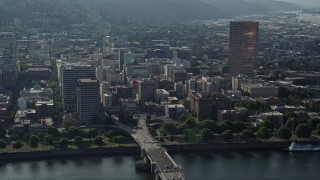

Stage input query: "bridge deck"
[{"left": 113, "top": 115, "right": 186, "bottom": 180}]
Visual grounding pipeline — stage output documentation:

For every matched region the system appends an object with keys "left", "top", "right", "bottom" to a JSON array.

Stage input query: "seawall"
[{"left": 1, "top": 140, "right": 319, "bottom": 162}]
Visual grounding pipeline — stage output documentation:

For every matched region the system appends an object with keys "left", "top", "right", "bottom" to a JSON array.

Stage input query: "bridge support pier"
[{"left": 135, "top": 148, "right": 152, "bottom": 172}]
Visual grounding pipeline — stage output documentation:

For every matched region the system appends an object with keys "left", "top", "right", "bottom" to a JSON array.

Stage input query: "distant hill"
[
  {"left": 0, "top": 0, "right": 90, "bottom": 27},
  {"left": 201, "top": 0, "right": 301, "bottom": 16},
  {"left": 0, "top": 0, "right": 303, "bottom": 27},
  {"left": 62, "top": 0, "right": 230, "bottom": 22},
  {"left": 64, "top": 0, "right": 302, "bottom": 22},
  {"left": 280, "top": 0, "right": 320, "bottom": 8}
]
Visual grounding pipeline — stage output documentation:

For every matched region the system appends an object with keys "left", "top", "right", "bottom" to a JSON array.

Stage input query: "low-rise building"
[
  {"left": 165, "top": 104, "right": 186, "bottom": 119},
  {"left": 120, "top": 98, "right": 138, "bottom": 113},
  {"left": 155, "top": 89, "right": 170, "bottom": 103},
  {"left": 29, "top": 123, "right": 48, "bottom": 134},
  {"left": 241, "top": 84, "right": 278, "bottom": 98},
  {"left": 250, "top": 111, "right": 284, "bottom": 126},
  {"left": 168, "top": 97, "right": 179, "bottom": 104},
  {"left": 270, "top": 105, "right": 306, "bottom": 114},
  {"left": 217, "top": 110, "right": 241, "bottom": 121},
  {"left": 14, "top": 109, "right": 37, "bottom": 124}
]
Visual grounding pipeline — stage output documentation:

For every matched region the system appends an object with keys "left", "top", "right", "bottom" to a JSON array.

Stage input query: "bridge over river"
[{"left": 113, "top": 114, "right": 186, "bottom": 180}]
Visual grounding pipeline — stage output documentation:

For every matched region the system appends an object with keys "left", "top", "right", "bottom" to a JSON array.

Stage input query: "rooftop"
[{"left": 79, "top": 78, "right": 99, "bottom": 83}]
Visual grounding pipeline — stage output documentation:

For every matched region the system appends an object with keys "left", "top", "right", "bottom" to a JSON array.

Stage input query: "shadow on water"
[
  {"left": 30, "top": 162, "right": 40, "bottom": 174},
  {"left": 0, "top": 163, "right": 7, "bottom": 174},
  {"left": 13, "top": 163, "right": 22, "bottom": 175},
  {"left": 198, "top": 152, "right": 215, "bottom": 161},
  {"left": 72, "top": 158, "right": 84, "bottom": 167},
  {"left": 175, "top": 153, "right": 196, "bottom": 165},
  {"left": 238, "top": 151, "right": 254, "bottom": 158},
  {"left": 112, "top": 156, "right": 125, "bottom": 165},
  {"left": 87, "top": 157, "right": 103, "bottom": 166},
  {"left": 45, "top": 160, "right": 54, "bottom": 169},
  {"left": 216, "top": 151, "right": 235, "bottom": 160},
  {"left": 58, "top": 159, "right": 67, "bottom": 165},
  {"left": 261, "top": 150, "right": 272, "bottom": 155}
]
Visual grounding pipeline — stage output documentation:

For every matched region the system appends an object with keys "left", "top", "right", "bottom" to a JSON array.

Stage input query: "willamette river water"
[{"left": 1, "top": 151, "right": 320, "bottom": 180}]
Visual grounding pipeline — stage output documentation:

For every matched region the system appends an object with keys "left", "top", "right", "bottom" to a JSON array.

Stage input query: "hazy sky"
[{"left": 279, "top": 0, "right": 320, "bottom": 7}]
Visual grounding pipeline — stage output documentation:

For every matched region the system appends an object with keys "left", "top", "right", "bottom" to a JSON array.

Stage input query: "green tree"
[
  {"left": 13, "top": 141, "right": 23, "bottom": 149},
  {"left": 232, "top": 121, "right": 246, "bottom": 133},
  {"left": 47, "top": 127, "right": 60, "bottom": 139},
  {"left": 29, "top": 135, "right": 40, "bottom": 148},
  {"left": 74, "top": 136, "right": 83, "bottom": 147},
  {"left": 94, "top": 136, "right": 104, "bottom": 146},
  {"left": 113, "top": 135, "right": 125, "bottom": 144},
  {"left": 162, "top": 122, "right": 179, "bottom": 135},
  {"left": 22, "top": 133, "right": 30, "bottom": 141},
  {"left": 150, "top": 129, "right": 157, "bottom": 137},
  {"left": 45, "top": 135, "right": 54, "bottom": 146},
  {"left": 240, "top": 129, "right": 255, "bottom": 140},
  {"left": 0, "top": 139, "right": 6, "bottom": 149},
  {"left": 217, "top": 121, "right": 233, "bottom": 134},
  {"left": 184, "top": 117, "right": 196, "bottom": 129},
  {"left": 87, "top": 129, "right": 99, "bottom": 139},
  {"left": 256, "top": 127, "right": 272, "bottom": 139},
  {"left": 67, "top": 128, "right": 83, "bottom": 139},
  {"left": 0, "top": 128, "right": 7, "bottom": 139},
  {"left": 286, "top": 118, "right": 300, "bottom": 131},
  {"left": 200, "top": 128, "right": 213, "bottom": 141},
  {"left": 178, "top": 115, "right": 188, "bottom": 122},
  {"left": 308, "top": 118, "right": 320, "bottom": 130},
  {"left": 10, "top": 134, "right": 20, "bottom": 141},
  {"left": 288, "top": 95, "right": 302, "bottom": 106},
  {"left": 59, "top": 138, "right": 69, "bottom": 149},
  {"left": 277, "top": 126, "right": 292, "bottom": 139},
  {"left": 200, "top": 120, "right": 217, "bottom": 132},
  {"left": 295, "top": 124, "right": 312, "bottom": 139},
  {"left": 260, "top": 120, "right": 275, "bottom": 130},
  {"left": 62, "top": 119, "right": 78, "bottom": 129},
  {"left": 222, "top": 130, "right": 234, "bottom": 140},
  {"left": 159, "top": 137, "right": 165, "bottom": 142},
  {"left": 146, "top": 114, "right": 151, "bottom": 122}
]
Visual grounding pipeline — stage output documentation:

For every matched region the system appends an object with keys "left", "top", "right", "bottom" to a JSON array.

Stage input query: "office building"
[
  {"left": 229, "top": 21, "right": 259, "bottom": 77},
  {"left": 190, "top": 92, "right": 231, "bottom": 120},
  {"left": 138, "top": 79, "right": 156, "bottom": 102},
  {"left": 118, "top": 49, "right": 128, "bottom": 71},
  {"left": 61, "top": 64, "right": 96, "bottom": 111},
  {"left": 77, "top": 79, "right": 100, "bottom": 124},
  {"left": 116, "top": 85, "right": 133, "bottom": 99},
  {"left": 0, "top": 32, "right": 17, "bottom": 88}
]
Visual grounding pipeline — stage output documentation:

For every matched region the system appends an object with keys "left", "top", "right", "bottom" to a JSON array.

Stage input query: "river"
[{"left": 1, "top": 151, "right": 320, "bottom": 180}]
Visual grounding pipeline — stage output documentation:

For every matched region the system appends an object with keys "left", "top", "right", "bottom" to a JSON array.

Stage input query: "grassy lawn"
[
  {"left": 0, "top": 144, "right": 53, "bottom": 153},
  {"left": 0, "top": 136, "right": 137, "bottom": 154}
]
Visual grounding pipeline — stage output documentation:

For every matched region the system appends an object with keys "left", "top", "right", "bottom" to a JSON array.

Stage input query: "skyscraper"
[
  {"left": 118, "top": 49, "right": 128, "bottom": 71},
  {"left": 61, "top": 64, "right": 96, "bottom": 111},
  {"left": 0, "top": 32, "right": 16, "bottom": 65},
  {"left": 229, "top": 21, "right": 259, "bottom": 77},
  {"left": 138, "top": 79, "right": 156, "bottom": 102},
  {"left": 103, "top": 36, "right": 116, "bottom": 54},
  {"left": 77, "top": 79, "right": 100, "bottom": 124},
  {"left": 0, "top": 32, "right": 17, "bottom": 88}
]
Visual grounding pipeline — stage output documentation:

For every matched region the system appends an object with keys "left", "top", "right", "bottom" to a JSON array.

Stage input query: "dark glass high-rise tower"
[{"left": 229, "top": 21, "right": 259, "bottom": 77}]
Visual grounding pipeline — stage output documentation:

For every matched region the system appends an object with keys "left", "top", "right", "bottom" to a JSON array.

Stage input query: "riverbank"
[
  {"left": 1, "top": 140, "right": 320, "bottom": 162},
  {"left": 0, "top": 146, "right": 140, "bottom": 162}
]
